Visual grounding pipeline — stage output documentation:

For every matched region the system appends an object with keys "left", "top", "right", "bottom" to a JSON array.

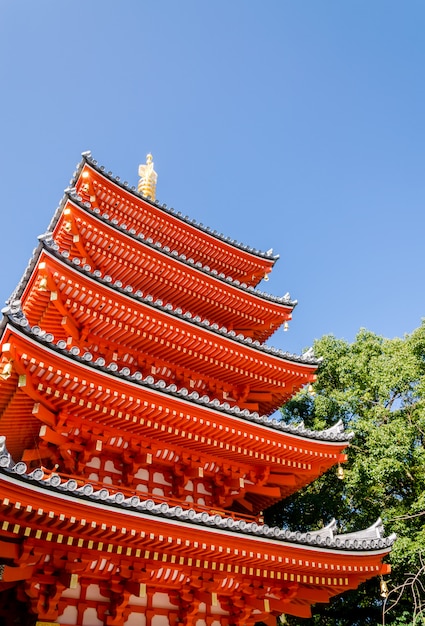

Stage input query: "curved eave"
[
  {"left": 75, "top": 155, "right": 279, "bottom": 287},
  {"left": 53, "top": 196, "right": 295, "bottom": 341},
  {"left": 0, "top": 466, "right": 393, "bottom": 619},
  {"left": 0, "top": 322, "right": 351, "bottom": 465},
  {"left": 0, "top": 465, "right": 395, "bottom": 561},
  {"left": 19, "top": 247, "right": 316, "bottom": 415}
]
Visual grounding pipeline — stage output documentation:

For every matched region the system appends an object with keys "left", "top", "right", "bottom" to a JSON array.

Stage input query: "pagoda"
[{"left": 0, "top": 152, "right": 394, "bottom": 626}]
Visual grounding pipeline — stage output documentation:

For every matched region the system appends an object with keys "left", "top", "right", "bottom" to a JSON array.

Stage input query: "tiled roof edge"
[
  {"left": 64, "top": 191, "right": 296, "bottom": 308},
  {"left": 41, "top": 240, "right": 311, "bottom": 366},
  {"left": 80, "top": 152, "right": 280, "bottom": 264},
  {"left": 0, "top": 441, "right": 395, "bottom": 554},
  {"left": 3, "top": 313, "right": 352, "bottom": 444}
]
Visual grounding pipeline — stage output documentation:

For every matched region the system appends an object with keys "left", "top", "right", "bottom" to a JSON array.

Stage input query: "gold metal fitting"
[
  {"left": 0, "top": 362, "right": 13, "bottom": 380},
  {"left": 38, "top": 277, "right": 48, "bottom": 291},
  {"left": 336, "top": 464, "right": 345, "bottom": 480},
  {"left": 380, "top": 577, "right": 389, "bottom": 598}
]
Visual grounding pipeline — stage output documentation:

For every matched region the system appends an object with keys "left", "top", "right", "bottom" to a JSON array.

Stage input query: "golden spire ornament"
[{"left": 138, "top": 153, "right": 158, "bottom": 201}]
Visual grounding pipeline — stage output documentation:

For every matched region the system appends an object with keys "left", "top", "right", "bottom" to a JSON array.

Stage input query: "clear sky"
[{"left": 0, "top": 1, "right": 424, "bottom": 355}]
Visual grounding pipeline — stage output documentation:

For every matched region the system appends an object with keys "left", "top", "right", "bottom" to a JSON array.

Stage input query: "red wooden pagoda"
[{"left": 0, "top": 153, "right": 394, "bottom": 626}]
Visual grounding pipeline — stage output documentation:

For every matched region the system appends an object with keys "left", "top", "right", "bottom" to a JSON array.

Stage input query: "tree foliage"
[{"left": 266, "top": 323, "right": 425, "bottom": 625}]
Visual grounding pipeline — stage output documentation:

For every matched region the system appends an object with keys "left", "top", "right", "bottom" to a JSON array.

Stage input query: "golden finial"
[{"left": 138, "top": 153, "right": 158, "bottom": 201}]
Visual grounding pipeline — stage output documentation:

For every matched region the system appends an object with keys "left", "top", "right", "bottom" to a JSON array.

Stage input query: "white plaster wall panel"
[
  {"left": 135, "top": 468, "right": 149, "bottom": 480},
  {"left": 57, "top": 604, "right": 78, "bottom": 625},
  {"left": 62, "top": 582, "right": 81, "bottom": 599},
  {"left": 152, "top": 591, "right": 179, "bottom": 609},
  {"left": 104, "top": 459, "right": 121, "bottom": 474},
  {"left": 128, "top": 594, "right": 148, "bottom": 607},
  {"left": 82, "top": 607, "right": 103, "bottom": 626},
  {"left": 154, "top": 471, "right": 171, "bottom": 486},
  {"left": 85, "top": 583, "right": 109, "bottom": 601},
  {"left": 151, "top": 615, "right": 169, "bottom": 626},
  {"left": 86, "top": 457, "right": 101, "bottom": 469},
  {"left": 197, "top": 483, "right": 212, "bottom": 495},
  {"left": 124, "top": 612, "right": 147, "bottom": 626}
]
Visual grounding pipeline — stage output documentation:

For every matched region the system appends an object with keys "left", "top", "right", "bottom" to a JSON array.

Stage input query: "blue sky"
[{"left": 0, "top": 1, "right": 424, "bottom": 355}]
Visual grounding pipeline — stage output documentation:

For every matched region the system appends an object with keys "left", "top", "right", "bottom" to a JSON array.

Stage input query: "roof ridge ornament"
[{"left": 138, "top": 153, "right": 158, "bottom": 201}]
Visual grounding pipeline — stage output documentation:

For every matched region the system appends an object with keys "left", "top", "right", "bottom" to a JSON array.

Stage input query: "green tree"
[{"left": 266, "top": 323, "right": 425, "bottom": 625}]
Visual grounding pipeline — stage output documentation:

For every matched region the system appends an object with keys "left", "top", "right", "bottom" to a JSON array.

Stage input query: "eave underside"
[
  {"left": 76, "top": 161, "right": 278, "bottom": 289},
  {"left": 20, "top": 249, "right": 314, "bottom": 415},
  {"left": 52, "top": 199, "right": 291, "bottom": 343},
  {"left": 0, "top": 324, "right": 348, "bottom": 514},
  {"left": 0, "top": 469, "right": 391, "bottom": 622}
]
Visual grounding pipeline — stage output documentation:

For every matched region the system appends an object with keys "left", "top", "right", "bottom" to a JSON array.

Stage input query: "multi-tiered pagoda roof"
[{"left": 0, "top": 152, "right": 394, "bottom": 626}]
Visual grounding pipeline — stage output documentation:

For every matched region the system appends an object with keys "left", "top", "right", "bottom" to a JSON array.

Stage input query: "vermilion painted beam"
[{"left": 0, "top": 540, "right": 19, "bottom": 559}]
